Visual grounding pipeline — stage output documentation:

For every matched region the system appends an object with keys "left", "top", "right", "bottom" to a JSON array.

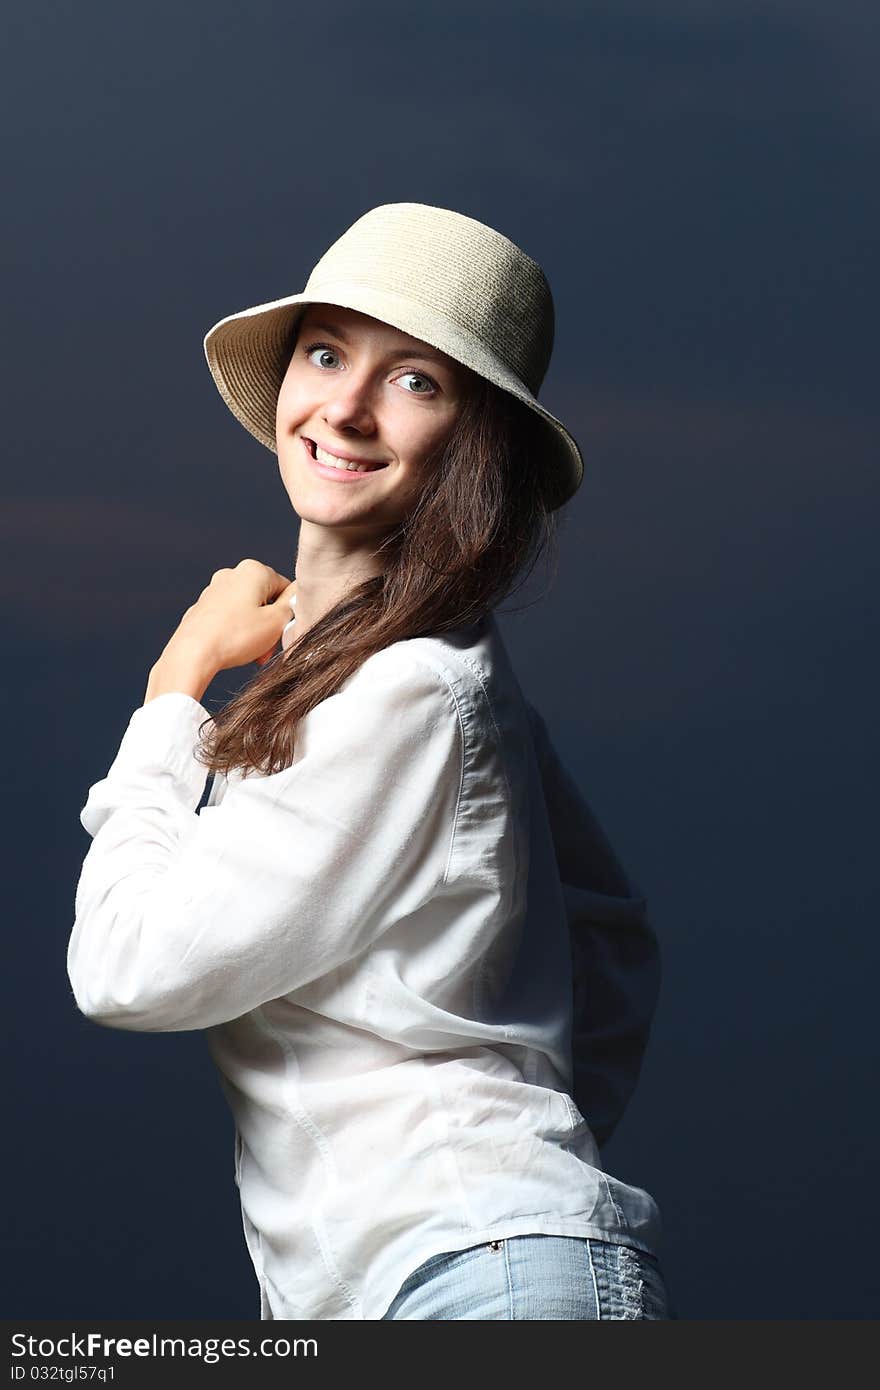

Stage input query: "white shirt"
[{"left": 69, "top": 611, "right": 663, "bottom": 1320}]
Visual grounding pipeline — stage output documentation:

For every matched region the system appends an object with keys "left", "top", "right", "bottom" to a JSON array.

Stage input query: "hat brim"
[{"left": 203, "top": 282, "right": 584, "bottom": 508}]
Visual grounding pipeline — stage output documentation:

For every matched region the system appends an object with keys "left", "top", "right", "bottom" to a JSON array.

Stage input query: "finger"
[
  {"left": 260, "top": 597, "right": 294, "bottom": 644},
  {"left": 256, "top": 568, "right": 293, "bottom": 604},
  {"left": 274, "top": 579, "right": 298, "bottom": 607},
  {"left": 232, "top": 559, "right": 292, "bottom": 603},
  {"left": 269, "top": 570, "right": 294, "bottom": 599}
]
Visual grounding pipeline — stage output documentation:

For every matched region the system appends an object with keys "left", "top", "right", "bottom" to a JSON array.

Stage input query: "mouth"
[{"left": 303, "top": 437, "right": 389, "bottom": 476}]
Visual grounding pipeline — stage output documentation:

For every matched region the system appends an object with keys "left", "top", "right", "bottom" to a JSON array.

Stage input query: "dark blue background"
[{"left": 4, "top": 0, "right": 877, "bottom": 1319}]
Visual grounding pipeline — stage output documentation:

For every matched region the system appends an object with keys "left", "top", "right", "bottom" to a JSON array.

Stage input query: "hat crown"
[{"left": 303, "top": 203, "right": 555, "bottom": 396}]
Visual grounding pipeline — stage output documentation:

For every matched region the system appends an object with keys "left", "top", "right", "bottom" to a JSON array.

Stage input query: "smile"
[{"left": 304, "top": 438, "right": 389, "bottom": 477}]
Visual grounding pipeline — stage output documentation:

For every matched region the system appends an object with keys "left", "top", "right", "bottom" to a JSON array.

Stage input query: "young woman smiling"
[{"left": 69, "top": 203, "right": 672, "bottom": 1321}]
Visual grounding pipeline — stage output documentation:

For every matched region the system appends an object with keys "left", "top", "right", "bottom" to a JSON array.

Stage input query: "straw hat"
[{"left": 203, "top": 202, "right": 584, "bottom": 508}]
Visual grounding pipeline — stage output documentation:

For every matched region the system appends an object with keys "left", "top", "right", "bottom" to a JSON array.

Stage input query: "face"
[{"left": 275, "top": 303, "right": 469, "bottom": 533}]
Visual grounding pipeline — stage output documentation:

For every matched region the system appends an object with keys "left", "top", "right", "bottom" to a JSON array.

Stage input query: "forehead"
[{"left": 297, "top": 303, "right": 462, "bottom": 373}]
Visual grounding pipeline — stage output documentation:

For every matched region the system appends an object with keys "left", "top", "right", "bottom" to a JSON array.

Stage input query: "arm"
[
  {"left": 525, "top": 701, "right": 661, "bottom": 1149},
  {"left": 69, "top": 654, "right": 462, "bottom": 1032}
]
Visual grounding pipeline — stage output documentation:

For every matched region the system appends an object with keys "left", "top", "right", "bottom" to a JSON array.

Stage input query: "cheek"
[
  {"left": 277, "top": 364, "right": 310, "bottom": 418},
  {"left": 395, "top": 410, "right": 454, "bottom": 464},
  {"left": 410, "top": 417, "right": 457, "bottom": 469},
  {"left": 276, "top": 378, "right": 295, "bottom": 422}
]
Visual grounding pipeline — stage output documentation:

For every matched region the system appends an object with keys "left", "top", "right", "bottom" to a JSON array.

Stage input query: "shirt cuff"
[{"left": 87, "top": 692, "right": 214, "bottom": 821}]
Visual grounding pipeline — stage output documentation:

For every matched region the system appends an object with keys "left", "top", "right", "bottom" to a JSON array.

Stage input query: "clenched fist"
[
  {"left": 144, "top": 559, "right": 299, "bottom": 704},
  {"left": 172, "top": 559, "right": 297, "bottom": 671}
]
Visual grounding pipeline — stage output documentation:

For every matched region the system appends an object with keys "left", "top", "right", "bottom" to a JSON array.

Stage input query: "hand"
[{"left": 163, "top": 559, "right": 297, "bottom": 675}]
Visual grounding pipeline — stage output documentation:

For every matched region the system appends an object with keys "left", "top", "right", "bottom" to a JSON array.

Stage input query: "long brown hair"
[{"left": 194, "top": 334, "right": 566, "bottom": 779}]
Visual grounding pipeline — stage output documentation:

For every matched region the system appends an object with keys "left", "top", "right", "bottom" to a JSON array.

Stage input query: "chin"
[{"left": 288, "top": 489, "right": 367, "bottom": 524}]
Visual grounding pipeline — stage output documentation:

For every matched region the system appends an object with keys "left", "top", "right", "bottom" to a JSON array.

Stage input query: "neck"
[{"left": 289, "top": 519, "right": 389, "bottom": 640}]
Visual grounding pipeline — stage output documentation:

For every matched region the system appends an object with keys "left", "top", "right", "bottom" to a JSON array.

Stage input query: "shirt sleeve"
[
  {"left": 525, "top": 701, "right": 662, "bottom": 1150},
  {"left": 68, "top": 652, "right": 463, "bottom": 1033}
]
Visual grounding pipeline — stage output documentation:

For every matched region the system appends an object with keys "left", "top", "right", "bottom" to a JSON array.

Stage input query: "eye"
[
  {"left": 302, "top": 341, "right": 438, "bottom": 396},
  {"left": 396, "top": 371, "right": 437, "bottom": 396},
  {"left": 304, "top": 342, "right": 341, "bottom": 369}
]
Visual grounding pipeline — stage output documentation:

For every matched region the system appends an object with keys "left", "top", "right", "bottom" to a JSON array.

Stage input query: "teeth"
[{"left": 314, "top": 443, "right": 379, "bottom": 473}]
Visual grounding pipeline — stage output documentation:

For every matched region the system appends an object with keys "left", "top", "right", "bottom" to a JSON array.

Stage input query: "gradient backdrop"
[{"left": 3, "top": 0, "right": 877, "bottom": 1319}]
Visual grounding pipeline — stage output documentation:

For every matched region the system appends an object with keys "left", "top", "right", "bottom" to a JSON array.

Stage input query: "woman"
[{"left": 69, "top": 202, "right": 672, "bottom": 1320}]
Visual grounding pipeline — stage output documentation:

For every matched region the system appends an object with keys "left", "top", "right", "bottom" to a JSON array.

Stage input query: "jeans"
[{"left": 380, "top": 1233, "right": 674, "bottom": 1320}]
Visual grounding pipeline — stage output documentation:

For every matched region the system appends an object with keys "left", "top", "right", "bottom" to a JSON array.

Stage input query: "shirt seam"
[
  {"left": 449, "top": 651, "right": 515, "bottom": 875},
  {"left": 382, "top": 649, "right": 467, "bottom": 888},
  {"left": 448, "top": 651, "right": 518, "bottom": 1023},
  {"left": 390, "top": 644, "right": 513, "bottom": 896}
]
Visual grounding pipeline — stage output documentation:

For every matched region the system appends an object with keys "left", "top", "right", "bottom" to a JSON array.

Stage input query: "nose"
[{"left": 320, "top": 370, "right": 378, "bottom": 436}]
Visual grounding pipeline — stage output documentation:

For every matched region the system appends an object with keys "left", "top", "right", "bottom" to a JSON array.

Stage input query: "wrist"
[{"left": 144, "top": 646, "right": 217, "bottom": 704}]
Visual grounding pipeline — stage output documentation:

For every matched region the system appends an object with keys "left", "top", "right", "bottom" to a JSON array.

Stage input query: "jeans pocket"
[
  {"left": 395, "top": 1241, "right": 486, "bottom": 1293},
  {"left": 382, "top": 1241, "right": 510, "bottom": 1320}
]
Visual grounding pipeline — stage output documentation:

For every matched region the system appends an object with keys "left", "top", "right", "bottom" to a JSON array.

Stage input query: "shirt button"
[{"left": 488, "top": 1240, "right": 503, "bottom": 1251}]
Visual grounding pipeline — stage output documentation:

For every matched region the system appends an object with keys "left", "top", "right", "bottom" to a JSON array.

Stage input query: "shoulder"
[
  {"left": 393, "top": 616, "right": 503, "bottom": 701},
  {"left": 342, "top": 639, "right": 463, "bottom": 711},
  {"left": 372, "top": 618, "right": 528, "bottom": 787},
  {"left": 293, "top": 639, "right": 467, "bottom": 770},
  {"left": 298, "top": 616, "right": 514, "bottom": 767},
  {"left": 351, "top": 620, "right": 495, "bottom": 715}
]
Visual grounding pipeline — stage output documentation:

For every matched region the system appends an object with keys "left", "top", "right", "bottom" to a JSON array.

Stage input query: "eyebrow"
[{"left": 302, "top": 319, "right": 454, "bottom": 369}]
